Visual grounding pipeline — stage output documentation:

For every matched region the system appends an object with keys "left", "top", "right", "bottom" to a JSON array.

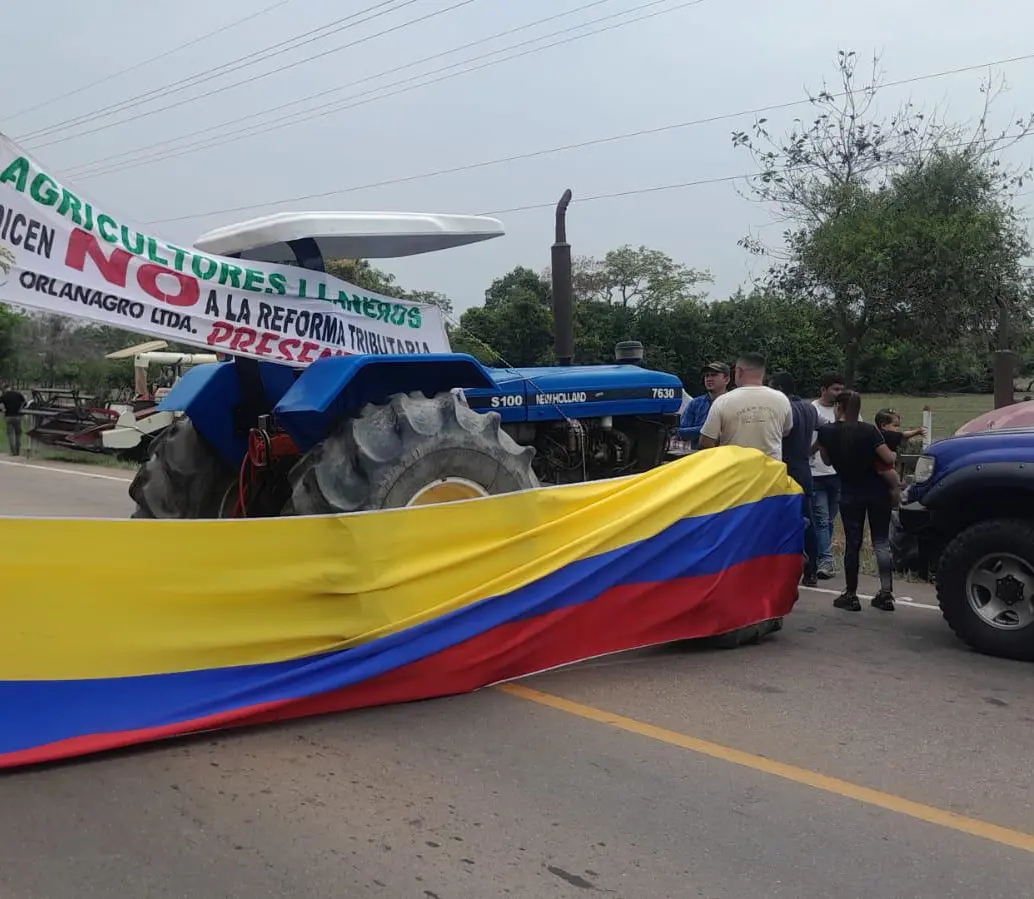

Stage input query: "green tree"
[
  {"left": 402, "top": 289, "right": 453, "bottom": 316},
  {"left": 1, "top": 312, "right": 167, "bottom": 393},
  {"left": 325, "top": 259, "right": 404, "bottom": 297},
  {"left": 733, "top": 50, "right": 1034, "bottom": 381},
  {"left": 453, "top": 266, "right": 557, "bottom": 365},
  {"left": 484, "top": 266, "right": 551, "bottom": 309},
  {"left": 568, "top": 245, "right": 711, "bottom": 309},
  {"left": 701, "top": 290, "right": 843, "bottom": 394},
  {"left": 456, "top": 288, "right": 554, "bottom": 367},
  {"left": 793, "top": 151, "right": 1033, "bottom": 379},
  {"left": 564, "top": 246, "right": 712, "bottom": 375},
  {"left": 325, "top": 259, "right": 454, "bottom": 315},
  {"left": 0, "top": 305, "right": 25, "bottom": 380}
]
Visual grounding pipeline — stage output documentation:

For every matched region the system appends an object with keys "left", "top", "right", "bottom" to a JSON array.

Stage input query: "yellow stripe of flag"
[{"left": 2, "top": 447, "right": 799, "bottom": 681}]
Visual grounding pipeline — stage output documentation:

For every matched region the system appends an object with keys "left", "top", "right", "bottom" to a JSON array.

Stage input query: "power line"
[
  {"left": 19, "top": 0, "right": 421, "bottom": 143},
  {"left": 480, "top": 131, "right": 1034, "bottom": 216},
  {"left": 22, "top": 0, "right": 427, "bottom": 145},
  {"left": 145, "top": 49, "right": 1034, "bottom": 226},
  {"left": 18, "top": 0, "right": 412, "bottom": 142},
  {"left": 72, "top": 0, "right": 686, "bottom": 177},
  {"left": 3, "top": 0, "right": 297, "bottom": 125},
  {"left": 484, "top": 174, "right": 746, "bottom": 214},
  {"left": 71, "top": 0, "right": 706, "bottom": 175},
  {"left": 64, "top": 0, "right": 622, "bottom": 178}
]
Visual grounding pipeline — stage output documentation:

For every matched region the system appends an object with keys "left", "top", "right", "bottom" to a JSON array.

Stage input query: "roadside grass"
[
  {"left": 0, "top": 421, "right": 136, "bottom": 469},
  {"left": 858, "top": 392, "right": 992, "bottom": 439}
]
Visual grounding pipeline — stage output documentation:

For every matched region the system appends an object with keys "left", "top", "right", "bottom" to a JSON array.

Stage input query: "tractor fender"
[
  {"left": 157, "top": 360, "right": 298, "bottom": 467},
  {"left": 274, "top": 353, "right": 498, "bottom": 453}
]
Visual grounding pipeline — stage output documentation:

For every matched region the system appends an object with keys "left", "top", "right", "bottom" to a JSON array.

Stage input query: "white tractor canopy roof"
[{"left": 192, "top": 211, "right": 505, "bottom": 262}]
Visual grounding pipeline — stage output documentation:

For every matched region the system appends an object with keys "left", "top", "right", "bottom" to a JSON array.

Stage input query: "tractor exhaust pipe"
[{"left": 551, "top": 189, "right": 574, "bottom": 366}]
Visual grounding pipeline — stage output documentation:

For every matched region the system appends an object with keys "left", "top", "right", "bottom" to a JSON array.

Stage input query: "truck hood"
[
  {"left": 922, "top": 427, "right": 1034, "bottom": 483},
  {"left": 955, "top": 404, "right": 1034, "bottom": 435}
]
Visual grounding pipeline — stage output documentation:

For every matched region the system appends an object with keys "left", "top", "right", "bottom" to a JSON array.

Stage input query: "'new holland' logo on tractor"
[{"left": 534, "top": 391, "right": 588, "bottom": 405}]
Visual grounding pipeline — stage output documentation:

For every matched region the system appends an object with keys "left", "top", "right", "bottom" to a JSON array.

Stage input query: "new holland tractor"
[{"left": 129, "top": 209, "right": 687, "bottom": 520}]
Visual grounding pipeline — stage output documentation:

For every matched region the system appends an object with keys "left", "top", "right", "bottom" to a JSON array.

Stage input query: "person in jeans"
[
  {"left": 769, "top": 372, "right": 820, "bottom": 587},
  {"left": 816, "top": 390, "right": 900, "bottom": 612},
  {"left": 0, "top": 386, "right": 26, "bottom": 457},
  {"left": 809, "top": 372, "right": 845, "bottom": 578},
  {"left": 677, "top": 362, "right": 730, "bottom": 449}
]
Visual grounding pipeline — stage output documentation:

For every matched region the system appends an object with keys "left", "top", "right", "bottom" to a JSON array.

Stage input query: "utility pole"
[
  {"left": 993, "top": 292, "right": 1017, "bottom": 410},
  {"left": 551, "top": 189, "right": 574, "bottom": 366}
]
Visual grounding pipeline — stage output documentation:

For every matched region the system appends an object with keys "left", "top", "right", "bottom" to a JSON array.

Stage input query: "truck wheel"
[
  {"left": 936, "top": 519, "right": 1034, "bottom": 662},
  {"left": 129, "top": 417, "right": 235, "bottom": 519},
  {"left": 284, "top": 390, "right": 539, "bottom": 514}
]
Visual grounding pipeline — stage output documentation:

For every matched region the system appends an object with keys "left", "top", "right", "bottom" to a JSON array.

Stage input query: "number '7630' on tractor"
[{"left": 129, "top": 209, "right": 688, "bottom": 522}]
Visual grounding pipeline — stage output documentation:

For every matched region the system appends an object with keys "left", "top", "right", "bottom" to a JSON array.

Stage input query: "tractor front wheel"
[
  {"left": 129, "top": 417, "right": 235, "bottom": 519},
  {"left": 284, "top": 390, "right": 539, "bottom": 515}
]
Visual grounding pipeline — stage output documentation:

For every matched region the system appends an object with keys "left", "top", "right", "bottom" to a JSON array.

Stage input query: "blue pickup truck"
[{"left": 891, "top": 427, "right": 1034, "bottom": 661}]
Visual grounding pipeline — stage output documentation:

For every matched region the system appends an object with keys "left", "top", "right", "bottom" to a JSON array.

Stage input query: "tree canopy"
[{"left": 732, "top": 50, "right": 1034, "bottom": 380}]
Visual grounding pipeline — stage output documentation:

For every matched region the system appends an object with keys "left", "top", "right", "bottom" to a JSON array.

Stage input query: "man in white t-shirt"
[
  {"left": 698, "top": 352, "right": 793, "bottom": 460},
  {"left": 808, "top": 371, "right": 846, "bottom": 579}
]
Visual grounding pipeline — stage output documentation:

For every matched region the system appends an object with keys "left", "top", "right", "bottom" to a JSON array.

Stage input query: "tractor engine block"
[{"left": 504, "top": 416, "right": 669, "bottom": 485}]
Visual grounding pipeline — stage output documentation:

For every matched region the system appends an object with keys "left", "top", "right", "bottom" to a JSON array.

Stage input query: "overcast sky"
[{"left": 4, "top": 0, "right": 1033, "bottom": 317}]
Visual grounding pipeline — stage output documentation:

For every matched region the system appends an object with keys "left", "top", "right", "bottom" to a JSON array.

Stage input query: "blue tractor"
[{"left": 129, "top": 210, "right": 686, "bottom": 519}]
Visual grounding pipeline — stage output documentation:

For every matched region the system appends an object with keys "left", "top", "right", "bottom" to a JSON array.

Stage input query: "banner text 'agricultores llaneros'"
[{"left": 0, "top": 135, "right": 450, "bottom": 363}]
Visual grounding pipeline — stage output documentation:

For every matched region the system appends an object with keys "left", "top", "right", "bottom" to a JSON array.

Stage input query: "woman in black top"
[{"left": 815, "top": 391, "right": 900, "bottom": 612}]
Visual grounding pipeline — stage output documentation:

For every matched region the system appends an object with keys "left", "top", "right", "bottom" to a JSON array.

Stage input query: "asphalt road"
[{"left": 2, "top": 457, "right": 1033, "bottom": 899}]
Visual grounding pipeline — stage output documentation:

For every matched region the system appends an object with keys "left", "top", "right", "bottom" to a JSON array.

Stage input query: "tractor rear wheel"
[
  {"left": 284, "top": 390, "right": 538, "bottom": 515},
  {"left": 129, "top": 417, "right": 235, "bottom": 519}
]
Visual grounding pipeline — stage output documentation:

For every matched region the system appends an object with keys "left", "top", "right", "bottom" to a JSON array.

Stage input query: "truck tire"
[
  {"left": 285, "top": 390, "right": 539, "bottom": 514},
  {"left": 936, "top": 518, "right": 1034, "bottom": 662},
  {"left": 129, "top": 417, "right": 235, "bottom": 519}
]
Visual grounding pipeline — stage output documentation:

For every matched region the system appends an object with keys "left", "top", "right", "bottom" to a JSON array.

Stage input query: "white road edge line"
[
  {"left": 800, "top": 584, "right": 940, "bottom": 611},
  {"left": 0, "top": 458, "right": 133, "bottom": 482}
]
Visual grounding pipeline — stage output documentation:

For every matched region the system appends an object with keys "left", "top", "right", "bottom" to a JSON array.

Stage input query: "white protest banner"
[{"left": 0, "top": 134, "right": 451, "bottom": 364}]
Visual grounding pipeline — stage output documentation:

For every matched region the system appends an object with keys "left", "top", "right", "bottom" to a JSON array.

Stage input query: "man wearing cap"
[{"left": 677, "top": 362, "right": 730, "bottom": 450}]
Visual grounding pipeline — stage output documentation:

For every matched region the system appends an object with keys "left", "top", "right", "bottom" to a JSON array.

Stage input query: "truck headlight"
[{"left": 912, "top": 455, "right": 935, "bottom": 484}]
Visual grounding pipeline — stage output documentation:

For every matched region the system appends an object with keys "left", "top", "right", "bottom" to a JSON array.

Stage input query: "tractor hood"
[
  {"left": 499, "top": 364, "right": 683, "bottom": 397},
  {"left": 463, "top": 364, "right": 684, "bottom": 422}
]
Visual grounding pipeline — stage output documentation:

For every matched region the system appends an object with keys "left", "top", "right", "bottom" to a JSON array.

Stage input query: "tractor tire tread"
[
  {"left": 284, "top": 390, "right": 538, "bottom": 515},
  {"left": 129, "top": 417, "right": 234, "bottom": 519}
]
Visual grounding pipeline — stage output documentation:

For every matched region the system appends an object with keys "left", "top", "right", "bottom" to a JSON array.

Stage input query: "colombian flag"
[{"left": 0, "top": 447, "right": 803, "bottom": 769}]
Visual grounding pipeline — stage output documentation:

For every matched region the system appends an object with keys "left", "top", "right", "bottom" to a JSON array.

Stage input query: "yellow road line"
[{"left": 498, "top": 683, "right": 1034, "bottom": 855}]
